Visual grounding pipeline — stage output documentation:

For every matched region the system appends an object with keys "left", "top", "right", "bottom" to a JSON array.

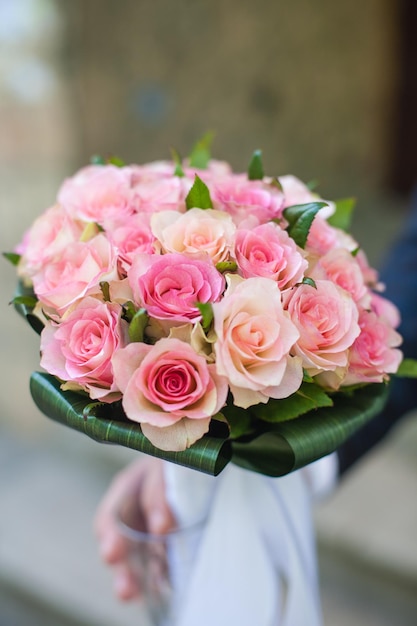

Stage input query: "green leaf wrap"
[
  {"left": 30, "top": 372, "right": 232, "bottom": 476},
  {"left": 29, "top": 372, "right": 389, "bottom": 478},
  {"left": 231, "top": 383, "right": 389, "bottom": 476}
]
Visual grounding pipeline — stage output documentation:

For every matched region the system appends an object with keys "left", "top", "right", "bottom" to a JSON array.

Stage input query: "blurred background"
[{"left": 1, "top": 1, "right": 416, "bottom": 624}]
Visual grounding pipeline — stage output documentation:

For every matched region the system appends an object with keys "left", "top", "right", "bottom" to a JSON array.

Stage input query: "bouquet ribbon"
[{"left": 164, "top": 458, "right": 335, "bottom": 626}]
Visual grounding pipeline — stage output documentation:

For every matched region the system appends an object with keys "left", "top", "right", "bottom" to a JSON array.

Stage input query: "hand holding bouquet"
[{"left": 6, "top": 137, "right": 415, "bottom": 476}]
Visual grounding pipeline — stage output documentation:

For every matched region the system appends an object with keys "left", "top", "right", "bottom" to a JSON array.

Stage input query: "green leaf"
[
  {"left": 221, "top": 404, "right": 254, "bottom": 439},
  {"left": 232, "top": 383, "right": 389, "bottom": 476},
  {"left": 303, "top": 370, "right": 315, "bottom": 383},
  {"left": 396, "top": 358, "right": 417, "bottom": 378},
  {"left": 30, "top": 372, "right": 232, "bottom": 476},
  {"left": 170, "top": 148, "right": 185, "bottom": 177},
  {"left": 251, "top": 382, "right": 333, "bottom": 423},
  {"left": 90, "top": 154, "right": 105, "bottom": 165},
  {"left": 99, "top": 281, "right": 111, "bottom": 302},
  {"left": 215, "top": 260, "right": 238, "bottom": 273},
  {"left": 107, "top": 155, "right": 125, "bottom": 167},
  {"left": 13, "top": 281, "right": 44, "bottom": 335},
  {"left": 122, "top": 301, "right": 137, "bottom": 323},
  {"left": 269, "top": 177, "right": 283, "bottom": 192},
  {"left": 248, "top": 150, "right": 264, "bottom": 180},
  {"left": 128, "top": 308, "right": 149, "bottom": 343},
  {"left": 300, "top": 277, "right": 317, "bottom": 289},
  {"left": 185, "top": 175, "right": 214, "bottom": 210},
  {"left": 3, "top": 252, "right": 21, "bottom": 266},
  {"left": 306, "top": 179, "right": 320, "bottom": 191},
  {"left": 195, "top": 302, "right": 214, "bottom": 331},
  {"left": 174, "top": 163, "right": 185, "bottom": 177},
  {"left": 327, "top": 197, "right": 356, "bottom": 231},
  {"left": 283, "top": 202, "right": 327, "bottom": 248},
  {"left": 90, "top": 154, "right": 125, "bottom": 167},
  {"left": 12, "top": 295, "right": 38, "bottom": 308},
  {"left": 189, "top": 131, "right": 214, "bottom": 169}
]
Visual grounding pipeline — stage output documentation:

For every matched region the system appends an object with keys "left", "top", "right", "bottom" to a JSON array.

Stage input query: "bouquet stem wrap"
[{"left": 30, "top": 371, "right": 231, "bottom": 476}]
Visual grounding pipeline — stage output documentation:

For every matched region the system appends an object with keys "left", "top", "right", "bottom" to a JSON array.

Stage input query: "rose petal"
[
  {"left": 141, "top": 417, "right": 211, "bottom": 451},
  {"left": 112, "top": 343, "right": 152, "bottom": 393}
]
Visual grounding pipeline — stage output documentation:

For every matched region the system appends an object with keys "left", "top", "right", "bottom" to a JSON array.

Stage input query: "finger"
[
  {"left": 140, "top": 460, "right": 176, "bottom": 534},
  {"left": 94, "top": 458, "right": 148, "bottom": 545},
  {"left": 95, "top": 461, "right": 144, "bottom": 524},
  {"left": 148, "top": 506, "right": 176, "bottom": 535},
  {"left": 113, "top": 563, "right": 141, "bottom": 601},
  {"left": 98, "top": 528, "right": 128, "bottom": 565}
]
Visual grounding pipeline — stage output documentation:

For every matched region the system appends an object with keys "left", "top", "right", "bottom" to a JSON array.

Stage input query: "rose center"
[{"left": 154, "top": 364, "right": 195, "bottom": 400}]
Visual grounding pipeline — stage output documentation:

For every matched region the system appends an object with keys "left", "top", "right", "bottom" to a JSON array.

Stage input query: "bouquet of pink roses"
[{"left": 6, "top": 137, "right": 414, "bottom": 476}]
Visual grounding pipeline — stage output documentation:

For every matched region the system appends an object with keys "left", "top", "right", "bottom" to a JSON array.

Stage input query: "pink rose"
[
  {"left": 370, "top": 291, "right": 401, "bottom": 328},
  {"left": 112, "top": 338, "right": 228, "bottom": 450},
  {"left": 130, "top": 175, "right": 187, "bottom": 214},
  {"left": 151, "top": 208, "right": 236, "bottom": 264},
  {"left": 58, "top": 164, "right": 135, "bottom": 226},
  {"left": 109, "top": 212, "right": 156, "bottom": 276},
  {"left": 212, "top": 174, "right": 284, "bottom": 226},
  {"left": 355, "top": 249, "right": 380, "bottom": 287},
  {"left": 130, "top": 158, "right": 231, "bottom": 186},
  {"left": 279, "top": 175, "right": 317, "bottom": 207},
  {"left": 343, "top": 309, "right": 403, "bottom": 385},
  {"left": 128, "top": 161, "right": 176, "bottom": 183},
  {"left": 40, "top": 296, "right": 129, "bottom": 401},
  {"left": 309, "top": 247, "right": 369, "bottom": 304},
  {"left": 284, "top": 279, "right": 360, "bottom": 376},
  {"left": 306, "top": 216, "right": 357, "bottom": 257},
  {"left": 17, "top": 204, "right": 84, "bottom": 281},
  {"left": 32, "top": 233, "right": 119, "bottom": 313},
  {"left": 128, "top": 253, "right": 225, "bottom": 323},
  {"left": 183, "top": 159, "right": 232, "bottom": 180},
  {"left": 235, "top": 222, "right": 307, "bottom": 290},
  {"left": 279, "top": 174, "right": 335, "bottom": 218},
  {"left": 213, "top": 275, "right": 303, "bottom": 408}
]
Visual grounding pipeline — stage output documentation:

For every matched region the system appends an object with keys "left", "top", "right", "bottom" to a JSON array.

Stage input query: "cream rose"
[
  {"left": 213, "top": 275, "right": 303, "bottom": 408},
  {"left": 151, "top": 208, "right": 236, "bottom": 264}
]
